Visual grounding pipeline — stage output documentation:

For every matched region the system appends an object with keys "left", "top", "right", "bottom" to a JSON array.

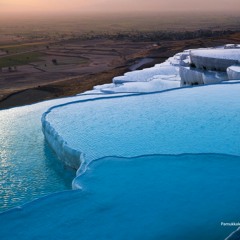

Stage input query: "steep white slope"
[
  {"left": 97, "top": 46, "right": 240, "bottom": 93},
  {"left": 180, "top": 66, "right": 228, "bottom": 86}
]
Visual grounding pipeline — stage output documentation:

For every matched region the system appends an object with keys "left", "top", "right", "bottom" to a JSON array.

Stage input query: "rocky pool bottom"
[{"left": 0, "top": 153, "right": 239, "bottom": 240}]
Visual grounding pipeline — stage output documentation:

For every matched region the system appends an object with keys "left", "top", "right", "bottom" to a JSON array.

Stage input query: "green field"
[
  {"left": 0, "top": 42, "right": 48, "bottom": 54},
  {"left": 0, "top": 52, "right": 43, "bottom": 68}
]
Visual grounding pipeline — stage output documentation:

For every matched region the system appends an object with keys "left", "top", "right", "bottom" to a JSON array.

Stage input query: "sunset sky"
[{"left": 1, "top": 0, "right": 240, "bottom": 14}]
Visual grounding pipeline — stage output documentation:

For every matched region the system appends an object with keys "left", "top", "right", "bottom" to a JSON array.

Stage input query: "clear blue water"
[
  {"left": 75, "top": 154, "right": 240, "bottom": 240},
  {"left": 0, "top": 90, "right": 240, "bottom": 239},
  {"left": 0, "top": 106, "right": 75, "bottom": 212},
  {"left": 0, "top": 93, "right": 126, "bottom": 212},
  {"left": 46, "top": 84, "right": 240, "bottom": 164},
  {"left": 1, "top": 153, "right": 239, "bottom": 240}
]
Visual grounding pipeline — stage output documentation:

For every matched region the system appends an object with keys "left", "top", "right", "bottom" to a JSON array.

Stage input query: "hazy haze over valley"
[{"left": 1, "top": 0, "right": 240, "bottom": 14}]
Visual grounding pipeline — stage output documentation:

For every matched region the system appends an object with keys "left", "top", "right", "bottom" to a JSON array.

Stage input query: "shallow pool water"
[
  {"left": 1, "top": 153, "right": 239, "bottom": 240},
  {"left": 45, "top": 83, "right": 240, "bottom": 168},
  {"left": 0, "top": 93, "right": 130, "bottom": 212},
  {"left": 75, "top": 153, "right": 240, "bottom": 240},
  {"left": 0, "top": 105, "right": 75, "bottom": 212}
]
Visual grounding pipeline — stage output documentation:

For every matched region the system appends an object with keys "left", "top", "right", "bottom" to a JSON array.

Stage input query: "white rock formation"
[
  {"left": 190, "top": 49, "right": 240, "bottom": 71},
  {"left": 227, "top": 65, "right": 240, "bottom": 80}
]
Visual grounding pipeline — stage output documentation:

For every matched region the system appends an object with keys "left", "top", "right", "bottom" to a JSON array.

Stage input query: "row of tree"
[{"left": 69, "top": 29, "right": 236, "bottom": 42}]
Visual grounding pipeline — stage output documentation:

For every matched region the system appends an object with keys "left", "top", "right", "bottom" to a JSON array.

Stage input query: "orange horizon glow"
[{"left": 1, "top": 0, "right": 240, "bottom": 14}]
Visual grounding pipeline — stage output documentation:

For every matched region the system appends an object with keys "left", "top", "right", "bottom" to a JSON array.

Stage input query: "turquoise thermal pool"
[{"left": 1, "top": 45, "right": 240, "bottom": 239}]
